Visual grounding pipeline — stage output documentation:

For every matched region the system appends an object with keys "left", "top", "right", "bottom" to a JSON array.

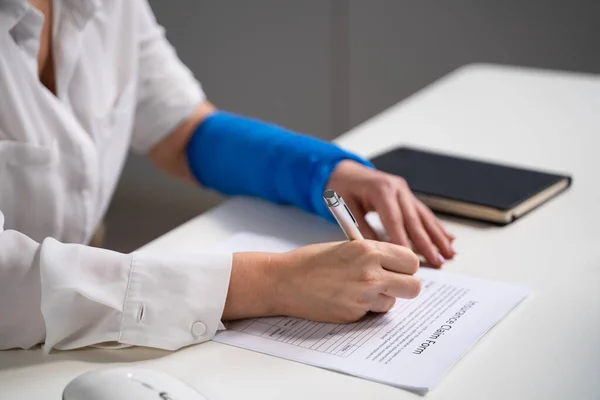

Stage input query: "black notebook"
[{"left": 370, "top": 147, "right": 572, "bottom": 225}]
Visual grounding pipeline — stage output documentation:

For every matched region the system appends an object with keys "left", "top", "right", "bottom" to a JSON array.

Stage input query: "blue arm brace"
[{"left": 185, "top": 111, "right": 373, "bottom": 220}]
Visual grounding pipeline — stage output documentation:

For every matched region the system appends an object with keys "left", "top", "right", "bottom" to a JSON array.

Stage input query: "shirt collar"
[
  {"left": 0, "top": 0, "right": 29, "bottom": 33},
  {"left": 0, "top": 0, "right": 102, "bottom": 33}
]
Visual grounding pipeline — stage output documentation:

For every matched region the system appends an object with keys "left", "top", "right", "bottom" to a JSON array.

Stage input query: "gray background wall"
[{"left": 104, "top": 0, "right": 600, "bottom": 252}]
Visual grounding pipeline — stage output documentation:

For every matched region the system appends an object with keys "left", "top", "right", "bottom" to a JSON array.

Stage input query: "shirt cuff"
[{"left": 118, "top": 251, "right": 232, "bottom": 350}]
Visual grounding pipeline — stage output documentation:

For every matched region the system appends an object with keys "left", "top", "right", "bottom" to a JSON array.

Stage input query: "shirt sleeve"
[
  {"left": 0, "top": 210, "right": 232, "bottom": 352},
  {"left": 129, "top": 0, "right": 206, "bottom": 154}
]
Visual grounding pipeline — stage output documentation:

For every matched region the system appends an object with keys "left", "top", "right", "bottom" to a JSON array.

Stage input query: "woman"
[{"left": 0, "top": 0, "right": 455, "bottom": 352}]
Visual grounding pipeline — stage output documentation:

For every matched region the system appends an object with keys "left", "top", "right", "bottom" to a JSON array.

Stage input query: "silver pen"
[{"left": 323, "top": 190, "right": 364, "bottom": 240}]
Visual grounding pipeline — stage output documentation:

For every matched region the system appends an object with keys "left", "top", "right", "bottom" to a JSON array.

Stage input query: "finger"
[
  {"left": 372, "top": 192, "right": 411, "bottom": 249},
  {"left": 370, "top": 294, "right": 396, "bottom": 313},
  {"left": 417, "top": 200, "right": 455, "bottom": 242},
  {"left": 436, "top": 215, "right": 455, "bottom": 242},
  {"left": 444, "top": 226, "right": 456, "bottom": 242},
  {"left": 416, "top": 201, "right": 455, "bottom": 259},
  {"left": 344, "top": 199, "right": 377, "bottom": 240},
  {"left": 397, "top": 190, "right": 443, "bottom": 267},
  {"left": 417, "top": 199, "right": 456, "bottom": 244},
  {"left": 380, "top": 271, "right": 422, "bottom": 299},
  {"left": 374, "top": 241, "right": 420, "bottom": 275}
]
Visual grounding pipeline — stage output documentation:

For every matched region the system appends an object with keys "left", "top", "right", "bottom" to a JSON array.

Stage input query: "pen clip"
[
  {"left": 343, "top": 202, "right": 359, "bottom": 228},
  {"left": 323, "top": 190, "right": 360, "bottom": 229}
]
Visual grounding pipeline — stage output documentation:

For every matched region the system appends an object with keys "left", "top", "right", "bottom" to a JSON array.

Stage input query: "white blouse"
[{"left": 0, "top": 0, "right": 231, "bottom": 351}]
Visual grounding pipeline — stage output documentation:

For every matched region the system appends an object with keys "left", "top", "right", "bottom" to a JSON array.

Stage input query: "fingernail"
[
  {"left": 450, "top": 244, "right": 457, "bottom": 254},
  {"left": 437, "top": 253, "right": 446, "bottom": 264}
]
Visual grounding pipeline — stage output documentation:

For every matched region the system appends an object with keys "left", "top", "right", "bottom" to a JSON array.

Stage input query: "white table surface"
[{"left": 1, "top": 63, "right": 599, "bottom": 399}]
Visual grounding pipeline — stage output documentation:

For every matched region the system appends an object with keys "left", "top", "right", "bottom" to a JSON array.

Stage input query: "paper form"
[{"left": 210, "top": 232, "right": 530, "bottom": 394}]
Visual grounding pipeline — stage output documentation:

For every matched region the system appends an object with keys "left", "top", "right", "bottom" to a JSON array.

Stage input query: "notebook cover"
[{"left": 370, "top": 146, "right": 572, "bottom": 214}]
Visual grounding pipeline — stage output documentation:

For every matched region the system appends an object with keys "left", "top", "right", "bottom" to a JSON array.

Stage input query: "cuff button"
[{"left": 192, "top": 321, "right": 207, "bottom": 338}]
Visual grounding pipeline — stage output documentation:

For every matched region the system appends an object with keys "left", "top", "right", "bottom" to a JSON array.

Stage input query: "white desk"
[{"left": 1, "top": 64, "right": 599, "bottom": 399}]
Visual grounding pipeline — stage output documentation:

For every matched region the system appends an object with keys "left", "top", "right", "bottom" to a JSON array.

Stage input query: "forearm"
[
  {"left": 222, "top": 252, "right": 285, "bottom": 320},
  {"left": 185, "top": 110, "right": 373, "bottom": 219},
  {"left": 148, "top": 101, "right": 216, "bottom": 183},
  {"left": 150, "top": 101, "right": 373, "bottom": 219},
  {"left": 0, "top": 223, "right": 231, "bottom": 351}
]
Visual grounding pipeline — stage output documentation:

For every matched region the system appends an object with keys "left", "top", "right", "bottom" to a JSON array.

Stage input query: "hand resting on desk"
[{"left": 328, "top": 160, "right": 456, "bottom": 267}]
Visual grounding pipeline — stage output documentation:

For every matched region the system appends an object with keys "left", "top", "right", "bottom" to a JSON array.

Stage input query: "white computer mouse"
[{"left": 62, "top": 367, "right": 208, "bottom": 400}]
